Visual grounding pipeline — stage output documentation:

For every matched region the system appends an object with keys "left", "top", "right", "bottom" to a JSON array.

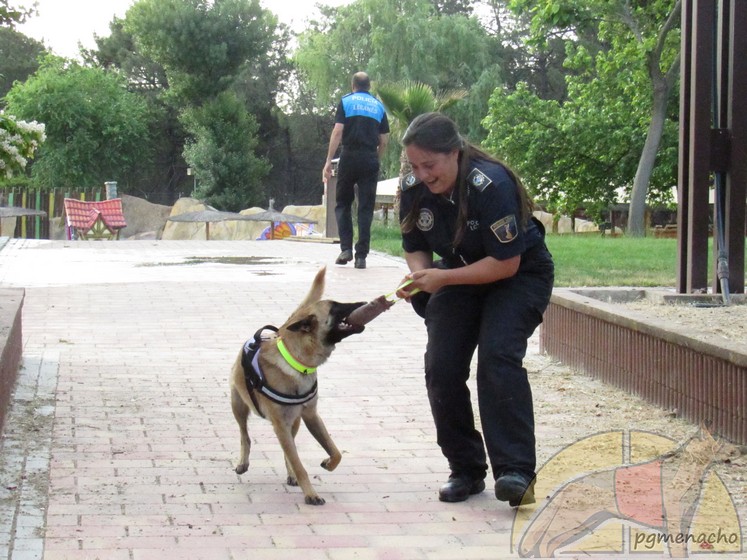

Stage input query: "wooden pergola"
[{"left": 678, "top": 0, "right": 746, "bottom": 295}]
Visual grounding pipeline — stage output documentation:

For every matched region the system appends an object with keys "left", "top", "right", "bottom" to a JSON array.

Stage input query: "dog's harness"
[{"left": 241, "top": 325, "right": 318, "bottom": 418}]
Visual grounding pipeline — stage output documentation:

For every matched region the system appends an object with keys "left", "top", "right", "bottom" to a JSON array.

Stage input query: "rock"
[
  {"left": 160, "top": 197, "right": 209, "bottom": 240},
  {"left": 533, "top": 211, "right": 554, "bottom": 232},
  {"left": 49, "top": 217, "right": 66, "bottom": 240},
  {"left": 120, "top": 194, "right": 171, "bottom": 239},
  {"left": 282, "top": 205, "right": 325, "bottom": 237},
  {"left": 160, "top": 199, "right": 325, "bottom": 240},
  {"left": 226, "top": 207, "right": 268, "bottom": 240}
]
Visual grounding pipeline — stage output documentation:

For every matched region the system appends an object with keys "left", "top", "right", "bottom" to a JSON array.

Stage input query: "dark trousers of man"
[
  {"left": 422, "top": 247, "right": 554, "bottom": 482},
  {"left": 335, "top": 148, "right": 379, "bottom": 258}
]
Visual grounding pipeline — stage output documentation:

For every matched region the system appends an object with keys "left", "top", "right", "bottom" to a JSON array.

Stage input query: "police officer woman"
[{"left": 396, "top": 112, "right": 554, "bottom": 506}]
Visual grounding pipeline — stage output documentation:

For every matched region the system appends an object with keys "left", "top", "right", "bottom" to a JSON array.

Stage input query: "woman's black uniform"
[{"left": 399, "top": 158, "right": 554, "bottom": 483}]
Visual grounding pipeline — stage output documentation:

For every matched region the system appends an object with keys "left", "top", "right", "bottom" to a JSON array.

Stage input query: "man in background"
[{"left": 323, "top": 72, "right": 389, "bottom": 269}]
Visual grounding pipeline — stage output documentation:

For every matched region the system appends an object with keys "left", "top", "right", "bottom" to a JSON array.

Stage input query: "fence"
[{"left": 1, "top": 186, "right": 107, "bottom": 239}]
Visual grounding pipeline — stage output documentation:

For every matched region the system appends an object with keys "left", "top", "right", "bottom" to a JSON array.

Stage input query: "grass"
[
  {"left": 370, "top": 222, "right": 740, "bottom": 288},
  {"left": 369, "top": 221, "right": 407, "bottom": 258},
  {"left": 544, "top": 235, "right": 678, "bottom": 287}
]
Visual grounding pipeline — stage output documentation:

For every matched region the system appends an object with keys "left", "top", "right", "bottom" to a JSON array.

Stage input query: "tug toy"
[{"left": 345, "top": 279, "right": 421, "bottom": 326}]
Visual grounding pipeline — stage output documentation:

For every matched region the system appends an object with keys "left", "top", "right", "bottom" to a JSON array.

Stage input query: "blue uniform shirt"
[
  {"left": 335, "top": 91, "right": 389, "bottom": 152},
  {"left": 400, "top": 158, "right": 543, "bottom": 267}
]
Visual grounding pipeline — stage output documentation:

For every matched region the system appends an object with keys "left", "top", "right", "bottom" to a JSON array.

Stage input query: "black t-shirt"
[
  {"left": 335, "top": 91, "right": 389, "bottom": 151},
  {"left": 400, "top": 158, "right": 543, "bottom": 267}
]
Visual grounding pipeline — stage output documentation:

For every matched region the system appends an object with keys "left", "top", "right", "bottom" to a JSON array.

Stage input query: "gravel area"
[
  {"left": 622, "top": 298, "right": 747, "bottom": 345},
  {"left": 524, "top": 297, "right": 747, "bottom": 536}
]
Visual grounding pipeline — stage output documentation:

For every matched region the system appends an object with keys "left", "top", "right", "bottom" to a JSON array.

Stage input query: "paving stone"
[{"left": 0, "top": 239, "right": 745, "bottom": 560}]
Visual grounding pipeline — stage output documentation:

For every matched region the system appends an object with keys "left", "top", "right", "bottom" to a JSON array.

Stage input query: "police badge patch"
[
  {"left": 467, "top": 168, "right": 492, "bottom": 192},
  {"left": 417, "top": 208, "right": 435, "bottom": 231},
  {"left": 491, "top": 215, "right": 518, "bottom": 243},
  {"left": 402, "top": 173, "right": 420, "bottom": 191}
]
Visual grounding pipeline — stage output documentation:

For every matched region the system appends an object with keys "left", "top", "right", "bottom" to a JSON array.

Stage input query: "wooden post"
[
  {"left": 722, "top": 0, "right": 746, "bottom": 292},
  {"left": 678, "top": 0, "right": 746, "bottom": 294}
]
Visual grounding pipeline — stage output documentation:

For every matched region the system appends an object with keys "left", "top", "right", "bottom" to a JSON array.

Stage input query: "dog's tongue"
[{"left": 346, "top": 295, "right": 395, "bottom": 326}]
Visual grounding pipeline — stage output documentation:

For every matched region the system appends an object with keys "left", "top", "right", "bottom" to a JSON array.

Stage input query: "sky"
[{"left": 16, "top": 0, "right": 353, "bottom": 60}]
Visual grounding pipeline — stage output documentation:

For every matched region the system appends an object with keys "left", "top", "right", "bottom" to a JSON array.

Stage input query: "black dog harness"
[{"left": 241, "top": 325, "right": 318, "bottom": 418}]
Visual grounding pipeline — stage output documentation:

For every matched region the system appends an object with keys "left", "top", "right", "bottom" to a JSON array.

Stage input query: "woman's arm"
[
  {"left": 402, "top": 254, "right": 520, "bottom": 296},
  {"left": 404, "top": 250, "right": 433, "bottom": 273}
]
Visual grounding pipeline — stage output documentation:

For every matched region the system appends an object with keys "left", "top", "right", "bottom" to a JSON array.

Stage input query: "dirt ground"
[
  {"left": 525, "top": 298, "right": 747, "bottom": 531},
  {"left": 622, "top": 298, "right": 747, "bottom": 345}
]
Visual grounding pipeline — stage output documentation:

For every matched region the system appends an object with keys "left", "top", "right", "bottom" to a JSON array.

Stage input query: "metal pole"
[{"left": 325, "top": 158, "right": 339, "bottom": 239}]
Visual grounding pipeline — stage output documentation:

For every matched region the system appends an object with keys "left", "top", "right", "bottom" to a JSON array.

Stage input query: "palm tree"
[
  {"left": 374, "top": 81, "right": 467, "bottom": 212},
  {"left": 376, "top": 81, "right": 467, "bottom": 160}
]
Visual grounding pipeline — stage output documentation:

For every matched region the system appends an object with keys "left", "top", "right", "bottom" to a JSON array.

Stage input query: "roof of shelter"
[{"left": 64, "top": 198, "right": 127, "bottom": 231}]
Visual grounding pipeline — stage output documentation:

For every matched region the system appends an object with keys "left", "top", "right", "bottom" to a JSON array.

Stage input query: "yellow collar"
[{"left": 276, "top": 338, "right": 317, "bottom": 375}]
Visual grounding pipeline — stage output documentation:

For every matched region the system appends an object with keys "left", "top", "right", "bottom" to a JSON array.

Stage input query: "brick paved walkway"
[
  {"left": 0, "top": 240, "right": 521, "bottom": 560},
  {"left": 0, "top": 239, "right": 744, "bottom": 560}
]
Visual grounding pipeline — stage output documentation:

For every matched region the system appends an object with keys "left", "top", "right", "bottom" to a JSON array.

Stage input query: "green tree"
[
  {"left": 0, "top": 27, "right": 46, "bottom": 101},
  {"left": 5, "top": 56, "right": 153, "bottom": 189},
  {"left": 294, "top": 0, "right": 492, "bottom": 111},
  {"left": 118, "top": 0, "right": 284, "bottom": 207},
  {"left": 0, "top": 0, "right": 35, "bottom": 27},
  {"left": 84, "top": 18, "right": 187, "bottom": 203},
  {"left": 477, "top": 0, "right": 570, "bottom": 102},
  {"left": 292, "top": 0, "right": 509, "bottom": 195},
  {"left": 505, "top": 0, "right": 681, "bottom": 235},
  {"left": 124, "top": 0, "right": 274, "bottom": 105},
  {"left": 377, "top": 82, "right": 467, "bottom": 141},
  {"left": 430, "top": 0, "right": 473, "bottom": 16},
  {"left": 84, "top": 17, "right": 168, "bottom": 97},
  {"left": 376, "top": 81, "right": 467, "bottom": 176},
  {"left": 483, "top": 82, "right": 640, "bottom": 222},
  {"left": 0, "top": 1, "right": 45, "bottom": 182},
  {"left": 181, "top": 91, "right": 270, "bottom": 211}
]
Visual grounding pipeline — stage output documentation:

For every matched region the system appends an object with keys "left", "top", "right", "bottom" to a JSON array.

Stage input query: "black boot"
[
  {"left": 438, "top": 475, "right": 486, "bottom": 503},
  {"left": 494, "top": 471, "right": 535, "bottom": 507}
]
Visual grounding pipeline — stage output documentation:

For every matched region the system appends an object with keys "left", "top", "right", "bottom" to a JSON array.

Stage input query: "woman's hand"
[
  {"left": 400, "top": 250, "right": 433, "bottom": 300},
  {"left": 395, "top": 275, "right": 418, "bottom": 301},
  {"left": 398, "top": 253, "right": 521, "bottom": 300},
  {"left": 396, "top": 268, "right": 448, "bottom": 299}
]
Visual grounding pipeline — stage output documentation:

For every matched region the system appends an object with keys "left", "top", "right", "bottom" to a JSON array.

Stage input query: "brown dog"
[{"left": 230, "top": 267, "right": 367, "bottom": 505}]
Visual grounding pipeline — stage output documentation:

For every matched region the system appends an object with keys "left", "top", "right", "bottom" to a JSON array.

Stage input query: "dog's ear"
[
  {"left": 296, "top": 267, "right": 326, "bottom": 309},
  {"left": 286, "top": 314, "right": 318, "bottom": 334}
]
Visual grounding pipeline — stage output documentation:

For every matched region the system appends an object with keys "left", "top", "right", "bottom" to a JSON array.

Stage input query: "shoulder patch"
[
  {"left": 490, "top": 215, "right": 519, "bottom": 243},
  {"left": 467, "top": 168, "right": 492, "bottom": 192},
  {"left": 416, "top": 208, "right": 435, "bottom": 231},
  {"left": 401, "top": 173, "right": 421, "bottom": 191}
]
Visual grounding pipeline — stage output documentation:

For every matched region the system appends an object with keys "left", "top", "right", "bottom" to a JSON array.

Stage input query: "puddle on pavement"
[{"left": 138, "top": 256, "right": 299, "bottom": 270}]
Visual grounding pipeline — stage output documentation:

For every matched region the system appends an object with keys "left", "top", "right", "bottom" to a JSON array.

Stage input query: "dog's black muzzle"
[{"left": 326, "top": 301, "right": 367, "bottom": 344}]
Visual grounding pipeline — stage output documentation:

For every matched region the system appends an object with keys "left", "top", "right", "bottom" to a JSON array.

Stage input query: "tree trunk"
[
  {"left": 626, "top": 1, "right": 681, "bottom": 237},
  {"left": 627, "top": 82, "right": 670, "bottom": 237}
]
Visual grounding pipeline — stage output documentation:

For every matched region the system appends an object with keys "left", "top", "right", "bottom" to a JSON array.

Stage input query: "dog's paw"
[
  {"left": 235, "top": 464, "right": 249, "bottom": 475},
  {"left": 286, "top": 475, "right": 299, "bottom": 487},
  {"left": 305, "top": 495, "right": 326, "bottom": 506},
  {"left": 321, "top": 455, "right": 341, "bottom": 471}
]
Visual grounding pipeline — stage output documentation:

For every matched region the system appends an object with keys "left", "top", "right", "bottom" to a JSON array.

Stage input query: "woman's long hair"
[{"left": 400, "top": 112, "right": 533, "bottom": 247}]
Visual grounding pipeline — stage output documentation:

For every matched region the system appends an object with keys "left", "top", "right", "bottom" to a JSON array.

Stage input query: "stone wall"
[{"left": 0, "top": 288, "right": 24, "bottom": 436}]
